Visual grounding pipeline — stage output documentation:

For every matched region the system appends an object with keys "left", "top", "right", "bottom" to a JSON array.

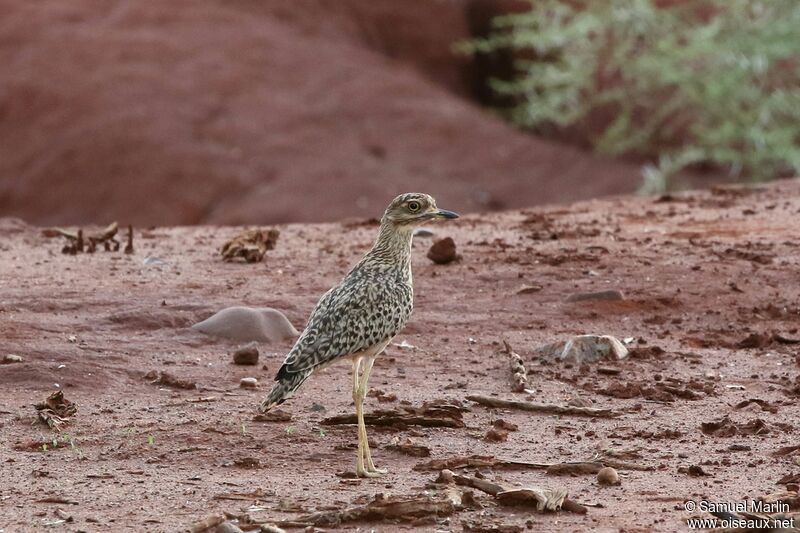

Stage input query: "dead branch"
[
  {"left": 45, "top": 222, "right": 123, "bottom": 254},
  {"left": 124, "top": 224, "right": 134, "bottom": 254},
  {"left": 466, "top": 395, "right": 621, "bottom": 418},
  {"left": 34, "top": 496, "right": 80, "bottom": 505},
  {"left": 187, "top": 514, "right": 225, "bottom": 533},
  {"left": 453, "top": 474, "right": 587, "bottom": 514},
  {"left": 417, "top": 454, "right": 650, "bottom": 474},
  {"left": 322, "top": 402, "right": 465, "bottom": 428},
  {"left": 277, "top": 494, "right": 455, "bottom": 528},
  {"left": 415, "top": 455, "right": 497, "bottom": 471}
]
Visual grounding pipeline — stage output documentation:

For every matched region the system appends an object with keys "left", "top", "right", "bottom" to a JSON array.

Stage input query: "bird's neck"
[{"left": 359, "top": 220, "right": 413, "bottom": 278}]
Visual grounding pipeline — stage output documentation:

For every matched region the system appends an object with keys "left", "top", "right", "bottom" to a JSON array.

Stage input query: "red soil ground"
[{"left": 2, "top": 180, "right": 799, "bottom": 531}]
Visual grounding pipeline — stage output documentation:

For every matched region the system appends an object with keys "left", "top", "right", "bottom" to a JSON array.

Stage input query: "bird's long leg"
[
  {"left": 352, "top": 356, "right": 370, "bottom": 478},
  {"left": 358, "top": 355, "right": 385, "bottom": 474}
]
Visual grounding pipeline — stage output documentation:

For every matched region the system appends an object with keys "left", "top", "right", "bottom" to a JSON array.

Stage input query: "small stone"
[
  {"left": 413, "top": 228, "right": 435, "bottom": 238},
  {"left": 2, "top": 354, "right": 23, "bottom": 364},
  {"left": 436, "top": 469, "right": 454, "bottom": 484},
  {"left": 493, "top": 419, "right": 518, "bottom": 432},
  {"left": 427, "top": 237, "right": 459, "bottom": 265},
  {"left": 240, "top": 377, "right": 258, "bottom": 389},
  {"left": 484, "top": 427, "right": 508, "bottom": 442},
  {"left": 566, "top": 289, "right": 624, "bottom": 302},
  {"left": 232, "top": 345, "right": 259, "bottom": 365},
  {"left": 597, "top": 466, "right": 620, "bottom": 486}
]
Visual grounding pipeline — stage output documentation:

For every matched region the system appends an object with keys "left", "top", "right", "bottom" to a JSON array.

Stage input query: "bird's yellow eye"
[{"left": 407, "top": 201, "right": 421, "bottom": 212}]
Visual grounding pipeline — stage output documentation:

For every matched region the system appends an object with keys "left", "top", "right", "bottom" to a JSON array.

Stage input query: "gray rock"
[
  {"left": 232, "top": 344, "right": 259, "bottom": 365},
  {"left": 240, "top": 377, "right": 258, "bottom": 388},
  {"left": 2, "top": 354, "right": 23, "bottom": 364},
  {"left": 191, "top": 307, "right": 298, "bottom": 343},
  {"left": 565, "top": 289, "right": 624, "bottom": 302},
  {"left": 535, "top": 335, "right": 628, "bottom": 363}
]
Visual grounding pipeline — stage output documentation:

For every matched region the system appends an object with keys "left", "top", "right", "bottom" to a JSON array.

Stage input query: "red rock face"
[{"left": 0, "top": 0, "right": 645, "bottom": 226}]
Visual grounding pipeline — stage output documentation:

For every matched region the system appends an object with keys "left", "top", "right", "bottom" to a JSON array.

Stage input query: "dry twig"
[
  {"left": 322, "top": 401, "right": 465, "bottom": 428},
  {"left": 277, "top": 494, "right": 455, "bottom": 528},
  {"left": 466, "top": 395, "right": 621, "bottom": 418}
]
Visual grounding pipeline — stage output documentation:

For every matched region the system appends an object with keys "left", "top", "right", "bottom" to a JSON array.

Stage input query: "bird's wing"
[{"left": 278, "top": 278, "right": 411, "bottom": 375}]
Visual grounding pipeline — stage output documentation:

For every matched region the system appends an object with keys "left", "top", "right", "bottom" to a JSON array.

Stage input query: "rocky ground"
[{"left": 2, "top": 181, "right": 800, "bottom": 532}]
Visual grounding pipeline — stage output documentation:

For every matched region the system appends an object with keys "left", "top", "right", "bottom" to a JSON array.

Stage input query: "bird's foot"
[
  {"left": 366, "top": 462, "right": 387, "bottom": 475},
  {"left": 356, "top": 467, "right": 384, "bottom": 478}
]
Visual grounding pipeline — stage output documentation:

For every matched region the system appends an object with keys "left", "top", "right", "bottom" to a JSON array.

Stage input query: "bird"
[{"left": 259, "top": 193, "right": 458, "bottom": 477}]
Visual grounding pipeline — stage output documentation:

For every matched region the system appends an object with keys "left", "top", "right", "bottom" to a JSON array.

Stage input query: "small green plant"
[
  {"left": 147, "top": 435, "right": 155, "bottom": 446},
  {"left": 318, "top": 428, "right": 327, "bottom": 438},
  {"left": 285, "top": 426, "right": 296, "bottom": 436},
  {"left": 461, "top": 0, "right": 800, "bottom": 190}
]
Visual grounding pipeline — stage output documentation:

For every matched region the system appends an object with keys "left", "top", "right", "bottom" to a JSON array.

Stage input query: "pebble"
[
  {"left": 484, "top": 427, "right": 508, "bottom": 442},
  {"left": 192, "top": 307, "right": 299, "bottom": 343},
  {"left": 566, "top": 289, "right": 624, "bottom": 302},
  {"left": 240, "top": 377, "right": 258, "bottom": 389},
  {"left": 436, "top": 469, "right": 454, "bottom": 484},
  {"left": 597, "top": 466, "right": 620, "bottom": 485},
  {"left": 2, "top": 354, "right": 23, "bottom": 364},
  {"left": 232, "top": 345, "right": 259, "bottom": 365},
  {"left": 427, "top": 237, "right": 459, "bottom": 264},
  {"left": 413, "top": 228, "right": 435, "bottom": 238}
]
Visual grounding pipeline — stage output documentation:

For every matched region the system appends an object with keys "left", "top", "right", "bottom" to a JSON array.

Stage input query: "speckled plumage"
[{"left": 258, "top": 193, "right": 458, "bottom": 477}]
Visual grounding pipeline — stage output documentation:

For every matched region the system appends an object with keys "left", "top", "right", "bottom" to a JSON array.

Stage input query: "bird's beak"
[{"left": 434, "top": 208, "right": 459, "bottom": 219}]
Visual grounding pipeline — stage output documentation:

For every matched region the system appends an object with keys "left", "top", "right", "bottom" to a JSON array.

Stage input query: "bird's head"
[{"left": 382, "top": 193, "right": 459, "bottom": 227}]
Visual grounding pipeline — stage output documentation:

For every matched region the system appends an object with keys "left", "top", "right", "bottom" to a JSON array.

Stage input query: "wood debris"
[
  {"left": 221, "top": 228, "right": 279, "bottom": 263},
  {"left": 701, "top": 415, "right": 792, "bottom": 437},
  {"left": 35, "top": 496, "right": 80, "bottom": 505},
  {"left": 415, "top": 455, "right": 497, "bottom": 471},
  {"left": 188, "top": 514, "right": 225, "bottom": 533},
  {"left": 44, "top": 222, "right": 125, "bottom": 254},
  {"left": 124, "top": 224, "right": 134, "bottom": 254},
  {"left": 278, "top": 493, "right": 455, "bottom": 528},
  {"left": 35, "top": 391, "right": 77, "bottom": 430},
  {"left": 253, "top": 409, "right": 292, "bottom": 423},
  {"left": 466, "top": 395, "right": 621, "bottom": 418},
  {"left": 386, "top": 436, "right": 431, "bottom": 457},
  {"left": 504, "top": 340, "right": 528, "bottom": 393},
  {"left": 212, "top": 488, "right": 273, "bottom": 501},
  {"left": 463, "top": 520, "right": 523, "bottom": 533},
  {"left": 321, "top": 401, "right": 465, "bottom": 428},
  {"left": 451, "top": 473, "right": 587, "bottom": 514},
  {"left": 415, "top": 453, "right": 650, "bottom": 473}
]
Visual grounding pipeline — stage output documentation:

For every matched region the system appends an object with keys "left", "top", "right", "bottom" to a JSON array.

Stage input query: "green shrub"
[{"left": 461, "top": 0, "right": 800, "bottom": 191}]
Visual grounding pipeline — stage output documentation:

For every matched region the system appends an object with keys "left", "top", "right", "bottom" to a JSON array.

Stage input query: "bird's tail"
[{"left": 258, "top": 364, "right": 313, "bottom": 413}]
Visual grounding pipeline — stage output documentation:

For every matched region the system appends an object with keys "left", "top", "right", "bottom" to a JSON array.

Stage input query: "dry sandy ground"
[{"left": 2, "top": 181, "right": 800, "bottom": 532}]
